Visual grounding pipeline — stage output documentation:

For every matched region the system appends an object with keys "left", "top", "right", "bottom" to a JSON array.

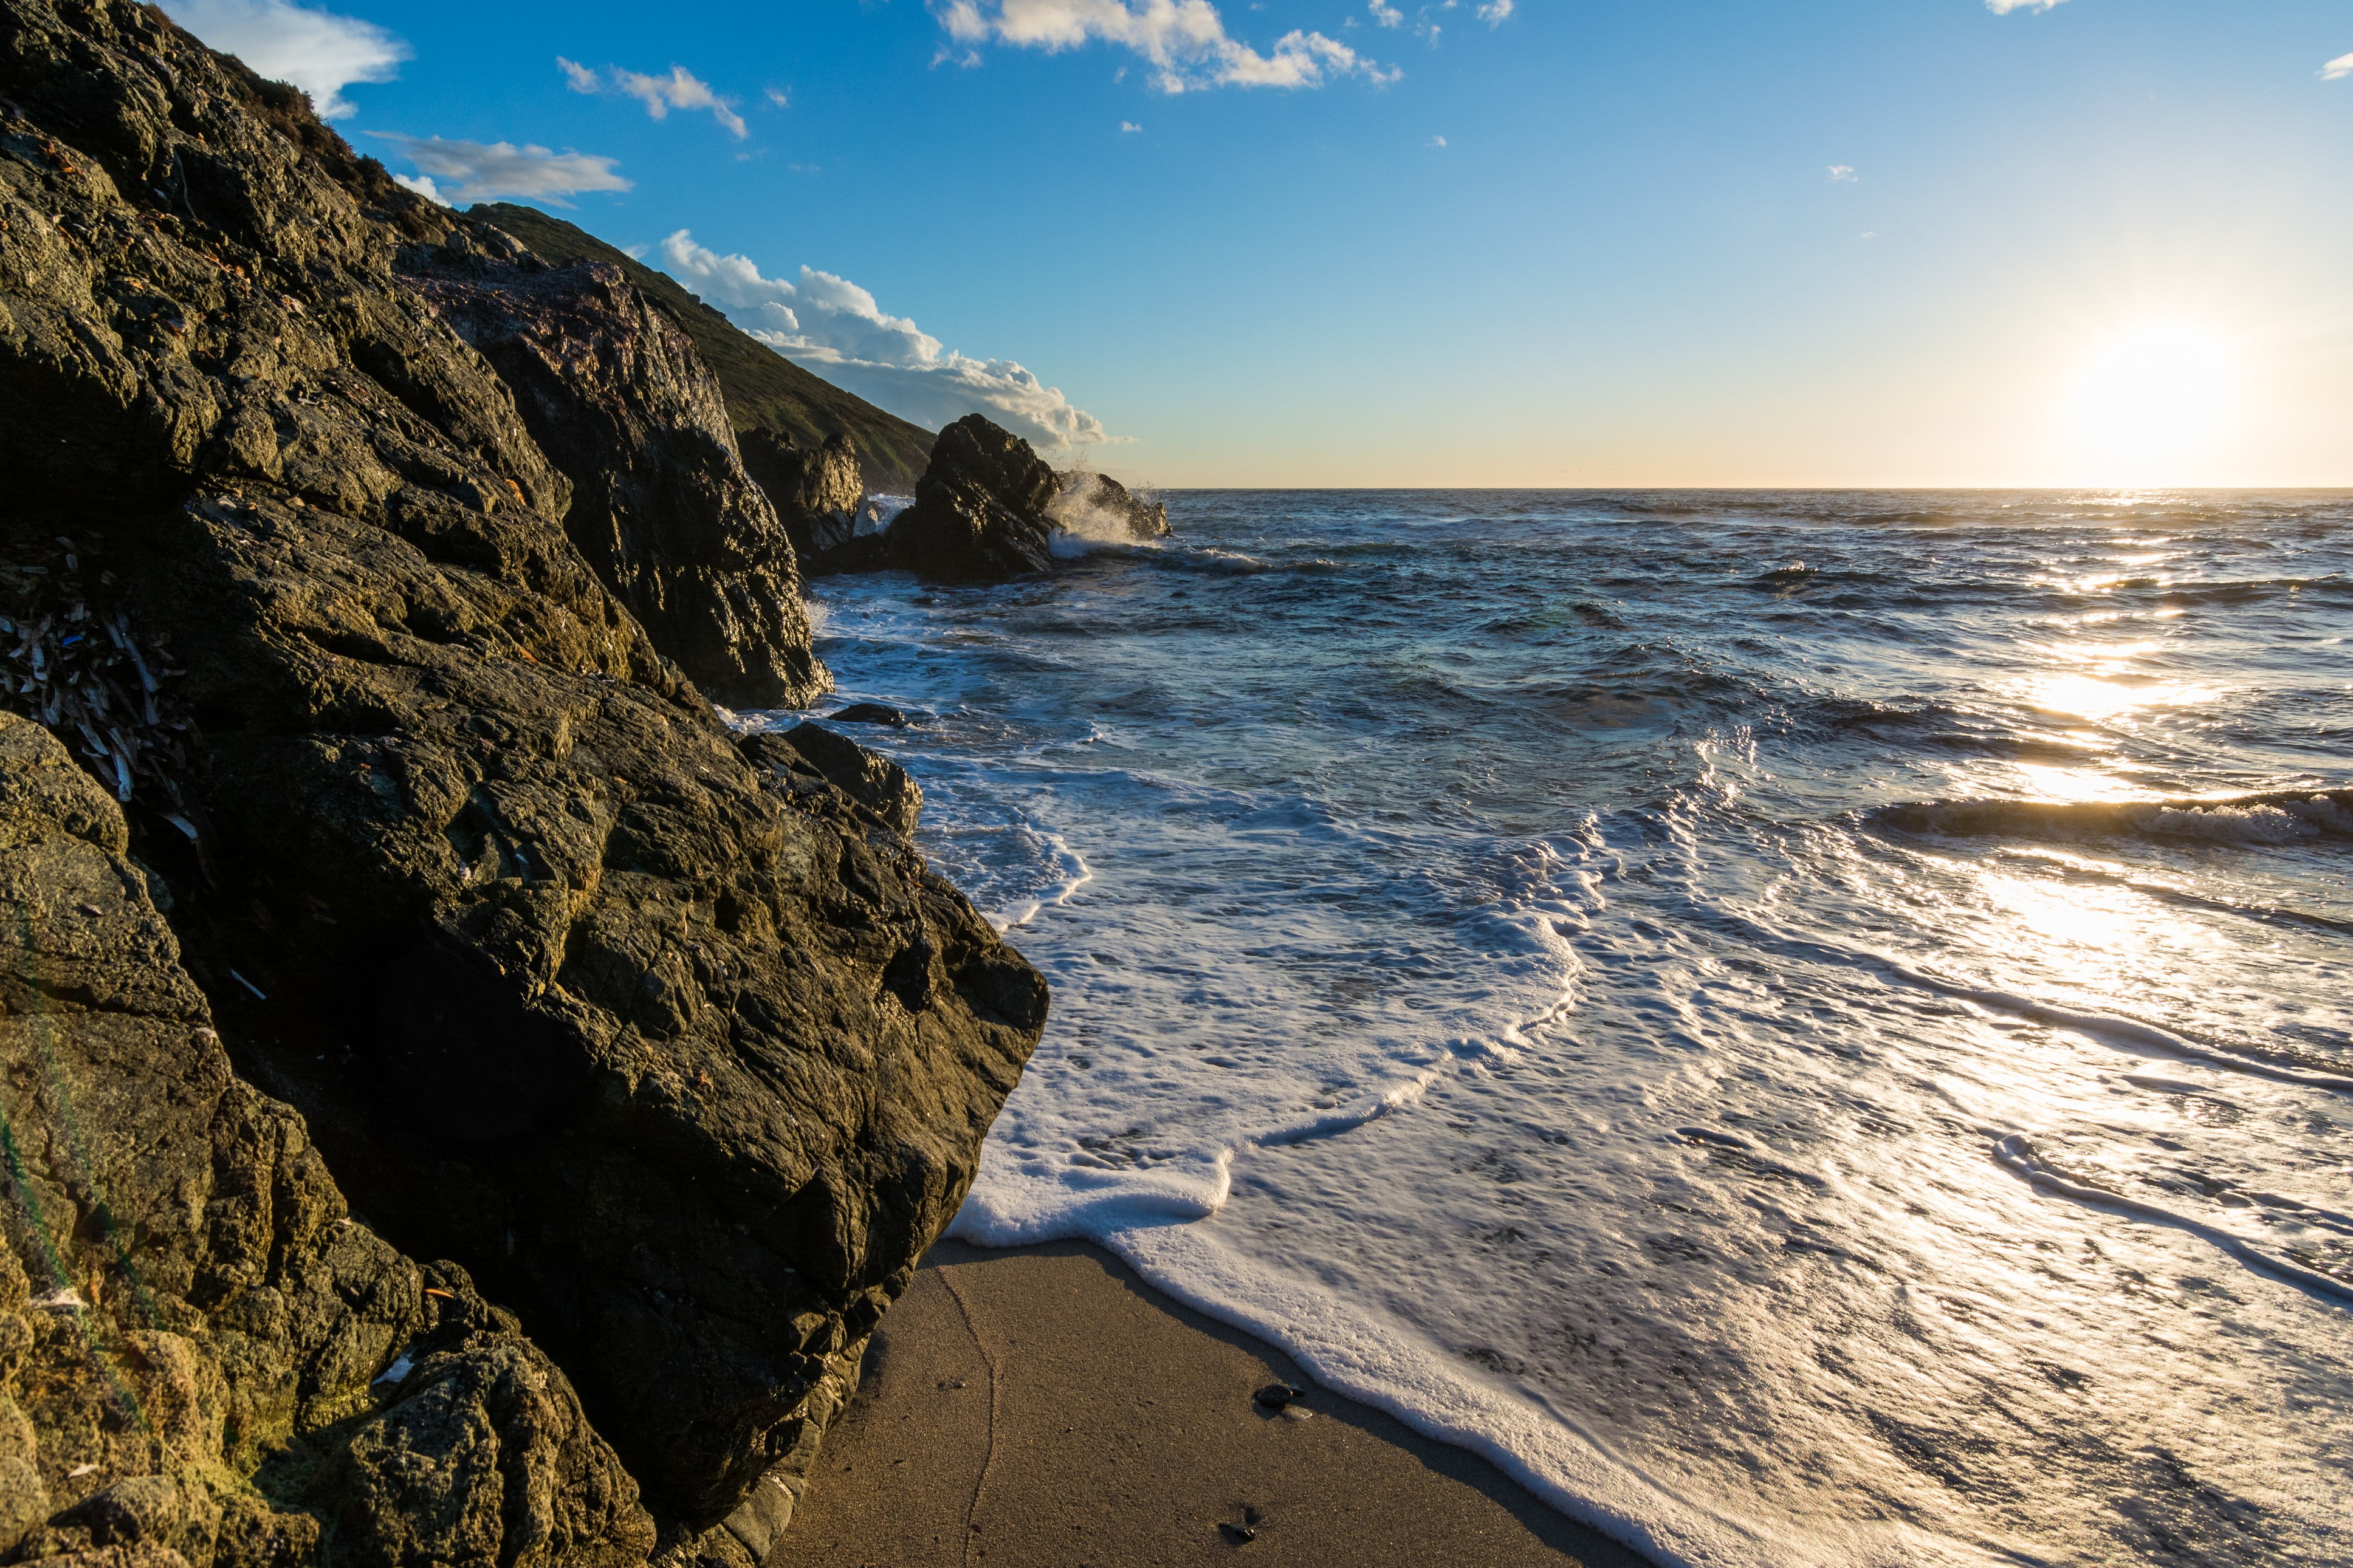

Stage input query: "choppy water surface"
[{"left": 774, "top": 491, "right": 2352, "bottom": 1567}]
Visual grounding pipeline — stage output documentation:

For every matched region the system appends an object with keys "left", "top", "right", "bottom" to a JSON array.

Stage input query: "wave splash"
[{"left": 802, "top": 488, "right": 2353, "bottom": 1568}]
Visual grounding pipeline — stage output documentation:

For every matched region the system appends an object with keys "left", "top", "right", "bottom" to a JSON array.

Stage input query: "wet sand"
[{"left": 769, "top": 1238, "right": 1645, "bottom": 1568}]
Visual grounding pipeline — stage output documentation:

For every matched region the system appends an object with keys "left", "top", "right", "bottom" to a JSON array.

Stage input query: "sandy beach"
[{"left": 771, "top": 1239, "right": 1644, "bottom": 1568}]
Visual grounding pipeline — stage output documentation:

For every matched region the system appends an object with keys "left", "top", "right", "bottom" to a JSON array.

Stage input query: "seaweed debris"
[{"left": 0, "top": 533, "right": 208, "bottom": 843}]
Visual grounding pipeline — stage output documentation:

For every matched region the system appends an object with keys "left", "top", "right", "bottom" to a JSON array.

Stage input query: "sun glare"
[{"left": 2060, "top": 321, "right": 2240, "bottom": 485}]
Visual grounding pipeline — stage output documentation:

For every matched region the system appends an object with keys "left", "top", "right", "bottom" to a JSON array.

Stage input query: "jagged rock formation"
[
  {"left": 744, "top": 725, "right": 922, "bottom": 840},
  {"left": 0, "top": 2, "right": 1044, "bottom": 1560},
  {"left": 1050, "top": 470, "right": 1169, "bottom": 541},
  {"left": 881, "top": 414, "right": 1060, "bottom": 582},
  {"left": 736, "top": 429, "right": 871, "bottom": 575},
  {"left": 0, "top": 711, "right": 655, "bottom": 1568},
  {"left": 465, "top": 205, "right": 933, "bottom": 495},
  {"left": 408, "top": 226, "right": 828, "bottom": 710}
]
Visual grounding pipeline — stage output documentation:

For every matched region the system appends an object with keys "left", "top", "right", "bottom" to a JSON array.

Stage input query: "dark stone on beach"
[
  {"left": 1219, "top": 1521, "right": 1260, "bottom": 1544},
  {"left": 831, "top": 702, "right": 913, "bottom": 728},
  {"left": 1053, "top": 470, "right": 1171, "bottom": 539},
  {"left": 0, "top": 0, "right": 1045, "bottom": 1552},
  {"left": 408, "top": 233, "right": 828, "bottom": 709},
  {"left": 1254, "top": 1383, "right": 1304, "bottom": 1411},
  {"left": 740, "top": 426, "right": 868, "bottom": 573},
  {"left": 883, "top": 414, "right": 1060, "bottom": 581}
]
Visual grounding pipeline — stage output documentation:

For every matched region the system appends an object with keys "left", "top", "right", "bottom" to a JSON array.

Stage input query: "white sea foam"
[{"left": 802, "top": 490, "right": 2353, "bottom": 1568}]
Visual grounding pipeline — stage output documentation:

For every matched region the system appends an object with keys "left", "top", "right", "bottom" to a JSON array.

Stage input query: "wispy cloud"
[
  {"left": 1427, "top": 134, "right": 1446, "bottom": 147},
  {"left": 935, "top": 0, "right": 1398, "bottom": 93},
  {"left": 659, "top": 230, "right": 1115, "bottom": 452},
  {"left": 1984, "top": 0, "right": 2064, "bottom": 13},
  {"left": 558, "top": 58, "right": 748, "bottom": 139},
  {"left": 2323, "top": 52, "right": 2353, "bottom": 81},
  {"left": 1121, "top": 120, "right": 1144, "bottom": 131},
  {"left": 1475, "top": 0, "right": 1513, "bottom": 25},
  {"left": 1368, "top": 0, "right": 1402, "bottom": 27},
  {"left": 159, "top": 0, "right": 407, "bottom": 118},
  {"left": 367, "top": 134, "right": 631, "bottom": 205},
  {"left": 1827, "top": 164, "right": 1857, "bottom": 182}
]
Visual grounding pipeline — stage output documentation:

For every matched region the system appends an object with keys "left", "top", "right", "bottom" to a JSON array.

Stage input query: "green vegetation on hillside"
[{"left": 470, "top": 202, "right": 933, "bottom": 492}]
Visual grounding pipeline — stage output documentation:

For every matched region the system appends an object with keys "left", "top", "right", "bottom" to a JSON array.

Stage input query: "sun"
[{"left": 2058, "top": 320, "right": 2241, "bottom": 486}]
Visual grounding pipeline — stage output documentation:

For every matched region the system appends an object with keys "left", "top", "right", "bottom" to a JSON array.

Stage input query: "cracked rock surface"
[{"left": 0, "top": 710, "right": 655, "bottom": 1568}]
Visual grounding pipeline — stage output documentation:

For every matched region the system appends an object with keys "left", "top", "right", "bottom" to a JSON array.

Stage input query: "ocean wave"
[
  {"left": 1991, "top": 1134, "right": 2353, "bottom": 1306},
  {"left": 1869, "top": 790, "right": 2353, "bottom": 847}
]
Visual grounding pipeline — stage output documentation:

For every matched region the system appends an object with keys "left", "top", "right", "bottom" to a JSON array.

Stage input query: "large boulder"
[
  {"left": 882, "top": 415, "right": 1058, "bottom": 581},
  {"left": 0, "top": 0, "right": 1046, "bottom": 1552},
  {"left": 0, "top": 711, "right": 656, "bottom": 1568},
  {"left": 408, "top": 228, "right": 828, "bottom": 710}
]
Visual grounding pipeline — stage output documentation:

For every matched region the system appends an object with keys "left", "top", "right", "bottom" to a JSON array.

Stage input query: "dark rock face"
[
  {"left": 0, "top": 712, "right": 656, "bottom": 1568},
  {"left": 743, "top": 725, "right": 923, "bottom": 840},
  {"left": 737, "top": 428, "right": 863, "bottom": 569},
  {"left": 0, "top": 0, "right": 1044, "bottom": 1556},
  {"left": 1051, "top": 470, "right": 1170, "bottom": 540},
  {"left": 408, "top": 230, "right": 828, "bottom": 710},
  {"left": 882, "top": 415, "right": 1059, "bottom": 582}
]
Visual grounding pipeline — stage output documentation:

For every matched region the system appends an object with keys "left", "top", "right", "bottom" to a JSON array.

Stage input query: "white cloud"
[
  {"left": 936, "top": 0, "right": 1398, "bottom": 92},
  {"left": 1368, "top": 0, "right": 1402, "bottom": 26},
  {"left": 1827, "top": 163, "right": 1857, "bottom": 182},
  {"left": 1984, "top": 0, "right": 2064, "bottom": 12},
  {"left": 766, "top": 86, "right": 794, "bottom": 107},
  {"left": 159, "top": 0, "right": 407, "bottom": 118},
  {"left": 2323, "top": 52, "right": 2353, "bottom": 81},
  {"left": 392, "top": 171, "right": 443, "bottom": 203},
  {"left": 366, "top": 134, "right": 631, "bottom": 205},
  {"left": 659, "top": 230, "right": 1115, "bottom": 453},
  {"left": 1427, "top": 134, "right": 1446, "bottom": 146},
  {"left": 558, "top": 58, "right": 748, "bottom": 139},
  {"left": 1121, "top": 119, "right": 1143, "bottom": 131},
  {"left": 1475, "top": 0, "right": 1511, "bottom": 23}
]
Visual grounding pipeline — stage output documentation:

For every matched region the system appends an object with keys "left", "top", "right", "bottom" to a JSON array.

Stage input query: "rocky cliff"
[
  {"left": 406, "top": 224, "right": 826, "bottom": 710},
  {"left": 462, "top": 205, "right": 933, "bottom": 496},
  {"left": 0, "top": 1, "right": 1043, "bottom": 1561}
]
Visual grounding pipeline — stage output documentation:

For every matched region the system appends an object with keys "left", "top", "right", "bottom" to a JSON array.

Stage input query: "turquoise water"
[{"left": 771, "top": 491, "right": 2352, "bottom": 1567}]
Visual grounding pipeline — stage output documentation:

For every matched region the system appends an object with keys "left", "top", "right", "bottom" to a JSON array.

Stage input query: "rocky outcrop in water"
[
  {"left": 1051, "top": 470, "right": 1169, "bottom": 540},
  {"left": 879, "top": 414, "right": 1060, "bottom": 582},
  {"left": 764, "top": 417, "right": 1170, "bottom": 583},
  {"left": 0, "top": 1, "right": 1043, "bottom": 1558}
]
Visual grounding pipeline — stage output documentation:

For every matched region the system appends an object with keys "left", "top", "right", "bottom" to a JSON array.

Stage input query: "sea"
[{"left": 757, "top": 490, "right": 2352, "bottom": 1568}]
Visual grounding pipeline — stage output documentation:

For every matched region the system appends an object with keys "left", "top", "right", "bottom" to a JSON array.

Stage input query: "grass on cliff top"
[{"left": 470, "top": 203, "right": 933, "bottom": 494}]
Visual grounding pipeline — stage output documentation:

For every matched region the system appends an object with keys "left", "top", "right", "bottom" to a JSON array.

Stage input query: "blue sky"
[{"left": 165, "top": 1, "right": 2353, "bottom": 487}]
